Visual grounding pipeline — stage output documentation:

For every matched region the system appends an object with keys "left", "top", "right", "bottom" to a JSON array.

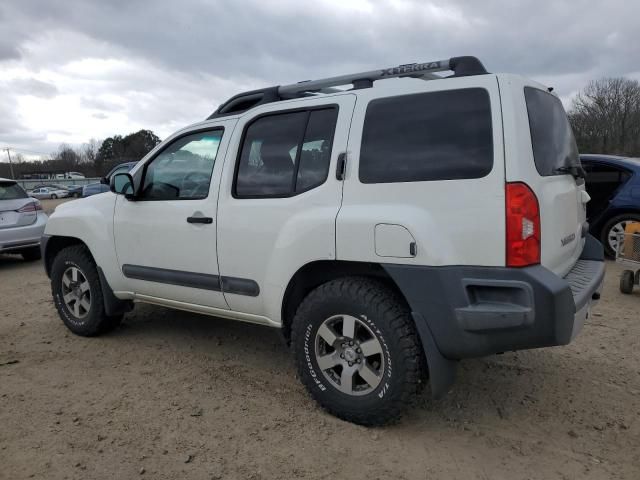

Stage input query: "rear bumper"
[
  {"left": 383, "top": 235, "right": 605, "bottom": 360},
  {"left": 0, "top": 213, "right": 48, "bottom": 253}
]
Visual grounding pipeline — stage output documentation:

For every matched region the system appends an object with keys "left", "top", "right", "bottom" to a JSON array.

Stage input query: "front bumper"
[
  {"left": 383, "top": 235, "right": 605, "bottom": 360},
  {"left": 0, "top": 213, "right": 48, "bottom": 253}
]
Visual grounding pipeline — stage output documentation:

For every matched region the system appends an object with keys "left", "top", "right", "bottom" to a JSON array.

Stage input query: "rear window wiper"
[{"left": 554, "top": 165, "right": 586, "bottom": 179}]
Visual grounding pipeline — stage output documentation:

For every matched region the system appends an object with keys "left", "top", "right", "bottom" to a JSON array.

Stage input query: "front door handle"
[{"left": 187, "top": 216, "right": 213, "bottom": 224}]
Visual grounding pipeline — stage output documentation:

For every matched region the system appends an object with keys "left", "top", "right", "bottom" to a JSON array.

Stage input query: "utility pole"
[{"left": 4, "top": 148, "right": 15, "bottom": 179}]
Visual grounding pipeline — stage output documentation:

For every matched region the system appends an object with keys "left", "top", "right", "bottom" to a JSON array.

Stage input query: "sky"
[{"left": 1, "top": 0, "right": 639, "bottom": 161}]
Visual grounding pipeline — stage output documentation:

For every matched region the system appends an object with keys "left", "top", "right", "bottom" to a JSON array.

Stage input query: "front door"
[{"left": 113, "top": 120, "right": 235, "bottom": 309}]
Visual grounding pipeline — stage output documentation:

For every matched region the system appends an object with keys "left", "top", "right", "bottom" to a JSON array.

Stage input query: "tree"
[
  {"left": 568, "top": 78, "right": 640, "bottom": 156},
  {"left": 96, "top": 129, "right": 161, "bottom": 172}
]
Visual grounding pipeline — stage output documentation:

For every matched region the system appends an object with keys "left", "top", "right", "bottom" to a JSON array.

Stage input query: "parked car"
[
  {"left": 0, "top": 178, "right": 47, "bottom": 260},
  {"left": 28, "top": 187, "right": 69, "bottom": 200},
  {"left": 101, "top": 162, "right": 138, "bottom": 184},
  {"left": 31, "top": 184, "right": 83, "bottom": 198},
  {"left": 580, "top": 154, "right": 640, "bottom": 257},
  {"left": 82, "top": 183, "right": 109, "bottom": 197},
  {"left": 42, "top": 56, "right": 605, "bottom": 426},
  {"left": 65, "top": 185, "right": 84, "bottom": 198}
]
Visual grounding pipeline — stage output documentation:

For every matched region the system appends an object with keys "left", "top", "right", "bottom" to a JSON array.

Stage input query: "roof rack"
[{"left": 208, "top": 56, "right": 488, "bottom": 119}]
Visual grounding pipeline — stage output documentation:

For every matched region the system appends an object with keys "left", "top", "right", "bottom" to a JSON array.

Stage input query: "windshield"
[
  {"left": 0, "top": 181, "right": 28, "bottom": 200},
  {"left": 524, "top": 87, "right": 580, "bottom": 176}
]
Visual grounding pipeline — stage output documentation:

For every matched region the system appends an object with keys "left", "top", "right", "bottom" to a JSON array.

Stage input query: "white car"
[
  {"left": 42, "top": 56, "right": 605, "bottom": 425},
  {"left": 0, "top": 178, "right": 47, "bottom": 260},
  {"left": 28, "top": 187, "right": 70, "bottom": 199}
]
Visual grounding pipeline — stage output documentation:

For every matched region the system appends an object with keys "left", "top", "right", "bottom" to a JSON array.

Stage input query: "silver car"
[
  {"left": 0, "top": 178, "right": 48, "bottom": 260},
  {"left": 28, "top": 187, "right": 69, "bottom": 199}
]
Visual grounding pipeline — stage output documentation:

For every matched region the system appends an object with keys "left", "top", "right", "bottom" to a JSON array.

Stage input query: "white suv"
[{"left": 42, "top": 57, "right": 605, "bottom": 425}]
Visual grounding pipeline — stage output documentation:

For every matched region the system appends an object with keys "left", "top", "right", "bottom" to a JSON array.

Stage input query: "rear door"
[
  {"left": 216, "top": 95, "right": 355, "bottom": 319},
  {"left": 501, "top": 77, "right": 586, "bottom": 276}
]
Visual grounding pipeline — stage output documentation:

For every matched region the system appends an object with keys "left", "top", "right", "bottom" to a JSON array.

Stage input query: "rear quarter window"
[
  {"left": 359, "top": 88, "right": 493, "bottom": 184},
  {"left": 524, "top": 87, "right": 579, "bottom": 176},
  {"left": 0, "top": 181, "right": 28, "bottom": 200}
]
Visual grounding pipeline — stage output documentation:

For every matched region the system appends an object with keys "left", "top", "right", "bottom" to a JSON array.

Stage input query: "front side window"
[
  {"left": 359, "top": 88, "right": 493, "bottom": 184},
  {"left": 235, "top": 107, "right": 338, "bottom": 197},
  {"left": 140, "top": 129, "right": 223, "bottom": 200},
  {"left": 524, "top": 87, "right": 580, "bottom": 176}
]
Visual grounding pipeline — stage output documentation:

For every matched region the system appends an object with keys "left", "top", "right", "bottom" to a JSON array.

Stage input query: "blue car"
[
  {"left": 581, "top": 154, "right": 640, "bottom": 257},
  {"left": 83, "top": 162, "right": 138, "bottom": 197}
]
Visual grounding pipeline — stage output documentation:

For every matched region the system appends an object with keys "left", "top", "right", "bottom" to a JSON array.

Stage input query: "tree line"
[
  {"left": 2, "top": 76, "right": 640, "bottom": 181},
  {"left": 1, "top": 129, "right": 161, "bottom": 179}
]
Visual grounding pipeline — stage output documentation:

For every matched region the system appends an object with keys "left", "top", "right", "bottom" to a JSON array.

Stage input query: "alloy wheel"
[
  {"left": 61, "top": 266, "right": 91, "bottom": 319},
  {"left": 314, "top": 314, "right": 385, "bottom": 396}
]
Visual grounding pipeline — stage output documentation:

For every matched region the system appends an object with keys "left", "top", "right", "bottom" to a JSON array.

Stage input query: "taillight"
[
  {"left": 17, "top": 202, "right": 42, "bottom": 213},
  {"left": 506, "top": 182, "right": 540, "bottom": 267}
]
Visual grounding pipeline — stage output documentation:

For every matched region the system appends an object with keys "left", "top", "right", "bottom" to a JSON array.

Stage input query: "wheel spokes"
[
  {"left": 358, "top": 364, "right": 381, "bottom": 388},
  {"left": 342, "top": 316, "right": 356, "bottom": 339},
  {"left": 317, "top": 323, "right": 338, "bottom": 346},
  {"left": 339, "top": 368, "right": 354, "bottom": 393},
  {"left": 359, "top": 338, "right": 382, "bottom": 357}
]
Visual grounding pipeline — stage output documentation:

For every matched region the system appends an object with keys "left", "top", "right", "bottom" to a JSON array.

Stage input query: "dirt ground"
[{"left": 1, "top": 232, "right": 639, "bottom": 479}]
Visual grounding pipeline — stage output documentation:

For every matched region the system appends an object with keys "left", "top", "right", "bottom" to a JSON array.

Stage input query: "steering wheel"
[{"left": 181, "top": 171, "right": 210, "bottom": 197}]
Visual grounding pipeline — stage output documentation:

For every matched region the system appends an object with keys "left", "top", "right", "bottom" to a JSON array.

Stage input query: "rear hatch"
[
  {"left": 503, "top": 78, "right": 586, "bottom": 277},
  {"left": 0, "top": 181, "right": 38, "bottom": 229}
]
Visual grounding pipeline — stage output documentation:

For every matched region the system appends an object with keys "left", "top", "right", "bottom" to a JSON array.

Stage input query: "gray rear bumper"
[{"left": 384, "top": 235, "right": 605, "bottom": 360}]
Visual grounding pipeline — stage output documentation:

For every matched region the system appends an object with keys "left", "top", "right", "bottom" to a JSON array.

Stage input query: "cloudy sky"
[{"left": 1, "top": 0, "right": 639, "bottom": 160}]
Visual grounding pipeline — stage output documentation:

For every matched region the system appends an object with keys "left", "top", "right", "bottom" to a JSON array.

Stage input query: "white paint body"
[{"left": 44, "top": 73, "right": 585, "bottom": 327}]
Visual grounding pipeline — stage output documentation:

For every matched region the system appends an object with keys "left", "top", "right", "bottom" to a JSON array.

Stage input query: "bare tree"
[{"left": 569, "top": 77, "right": 640, "bottom": 156}]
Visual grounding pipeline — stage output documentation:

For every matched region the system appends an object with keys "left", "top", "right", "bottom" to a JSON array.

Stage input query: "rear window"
[
  {"left": 524, "top": 87, "right": 579, "bottom": 176},
  {"left": 359, "top": 88, "right": 493, "bottom": 184},
  {"left": 0, "top": 181, "right": 28, "bottom": 200}
]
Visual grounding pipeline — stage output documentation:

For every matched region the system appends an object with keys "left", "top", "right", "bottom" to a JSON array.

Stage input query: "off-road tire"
[
  {"left": 620, "top": 270, "right": 635, "bottom": 294},
  {"left": 50, "top": 245, "right": 122, "bottom": 336},
  {"left": 291, "top": 277, "right": 426, "bottom": 426},
  {"left": 21, "top": 246, "right": 41, "bottom": 261}
]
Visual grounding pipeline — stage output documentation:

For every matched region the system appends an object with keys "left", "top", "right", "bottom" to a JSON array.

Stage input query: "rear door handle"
[
  {"left": 187, "top": 216, "right": 213, "bottom": 224},
  {"left": 336, "top": 152, "right": 347, "bottom": 180}
]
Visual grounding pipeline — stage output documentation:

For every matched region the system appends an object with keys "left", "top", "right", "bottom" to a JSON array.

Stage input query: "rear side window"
[
  {"left": 0, "top": 181, "right": 28, "bottom": 200},
  {"left": 235, "top": 107, "right": 338, "bottom": 197},
  {"left": 524, "top": 87, "right": 579, "bottom": 176},
  {"left": 359, "top": 88, "right": 493, "bottom": 184}
]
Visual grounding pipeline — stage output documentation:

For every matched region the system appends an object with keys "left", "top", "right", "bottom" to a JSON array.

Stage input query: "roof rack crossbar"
[
  {"left": 207, "top": 56, "right": 488, "bottom": 118},
  {"left": 278, "top": 56, "right": 487, "bottom": 98}
]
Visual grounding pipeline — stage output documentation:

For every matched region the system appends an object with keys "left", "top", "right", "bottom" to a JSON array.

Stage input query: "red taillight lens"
[
  {"left": 506, "top": 182, "right": 540, "bottom": 267},
  {"left": 17, "top": 202, "right": 42, "bottom": 213}
]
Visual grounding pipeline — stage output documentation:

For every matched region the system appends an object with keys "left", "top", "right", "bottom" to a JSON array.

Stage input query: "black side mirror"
[
  {"left": 110, "top": 173, "right": 135, "bottom": 199},
  {"left": 99, "top": 176, "right": 109, "bottom": 185}
]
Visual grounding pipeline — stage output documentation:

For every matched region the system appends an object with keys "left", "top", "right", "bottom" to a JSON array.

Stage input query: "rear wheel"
[
  {"left": 50, "top": 245, "right": 122, "bottom": 336},
  {"left": 620, "top": 270, "right": 635, "bottom": 294},
  {"left": 51, "top": 194, "right": 58, "bottom": 199},
  {"left": 21, "top": 246, "right": 41, "bottom": 261},
  {"left": 602, "top": 213, "right": 640, "bottom": 258},
  {"left": 291, "top": 277, "right": 425, "bottom": 426}
]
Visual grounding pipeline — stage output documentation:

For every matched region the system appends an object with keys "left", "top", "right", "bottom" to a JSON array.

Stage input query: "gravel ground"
[{"left": 0, "top": 240, "right": 638, "bottom": 479}]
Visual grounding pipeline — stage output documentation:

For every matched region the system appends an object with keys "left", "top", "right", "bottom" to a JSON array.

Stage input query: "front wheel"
[
  {"left": 50, "top": 245, "right": 122, "bottom": 336},
  {"left": 51, "top": 194, "right": 58, "bottom": 199},
  {"left": 291, "top": 277, "right": 426, "bottom": 426}
]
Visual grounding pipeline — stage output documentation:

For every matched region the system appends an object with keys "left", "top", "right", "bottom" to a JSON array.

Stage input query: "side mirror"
[
  {"left": 99, "top": 176, "right": 109, "bottom": 185},
  {"left": 110, "top": 173, "right": 135, "bottom": 198}
]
